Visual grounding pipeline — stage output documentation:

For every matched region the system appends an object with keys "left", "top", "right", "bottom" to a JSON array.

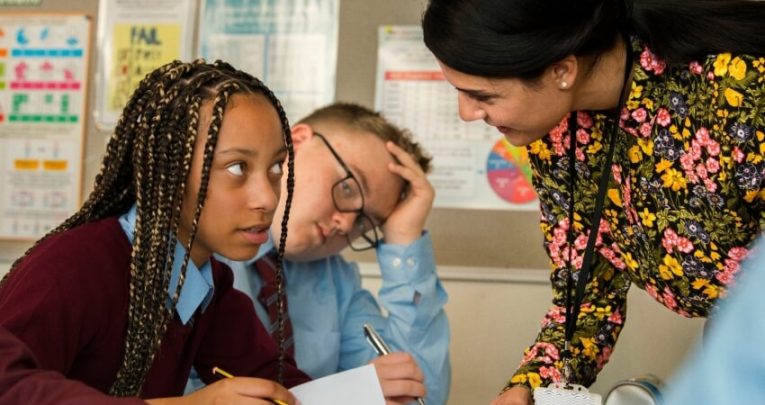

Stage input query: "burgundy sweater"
[{"left": 0, "top": 217, "right": 309, "bottom": 402}]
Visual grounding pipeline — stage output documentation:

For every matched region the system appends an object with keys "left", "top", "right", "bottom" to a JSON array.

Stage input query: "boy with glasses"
[{"left": 189, "top": 103, "right": 449, "bottom": 404}]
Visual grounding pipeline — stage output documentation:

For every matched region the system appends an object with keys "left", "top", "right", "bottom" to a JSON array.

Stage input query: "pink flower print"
[
  {"left": 575, "top": 234, "right": 588, "bottom": 250},
  {"left": 640, "top": 47, "right": 667, "bottom": 74},
  {"left": 695, "top": 127, "right": 711, "bottom": 145},
  {"left": 597, "top": 347, "right": 613, "bottom": 369},
  {"left": 544, "top": 306, "right": 567, "bottom": 325},
  {"left": 707, "top": 71, "right": 715, "bottom": 81},
  {"left": 662, "top": 287, "right": 677, "bottom": 310},
  {"left": 646, "top": 284, "right": 662, "bottom": 303},
  {"left": 577, "top": 111, "right": 594, "bottom": 129},
  {"left": 689, "top": 61, "right": 703, "bottom": 75},
  {"left": 690, "top": 142, "right": 702, "bottom": 160},
  {"left": 656, "top": 108, "right": 671, "bottom": 127},
  {"left": 723, "top": 258, "right": 741, "bottom": 274},
  {"left": 608, "top": 310, "right": 623, "bottom": 325},
  {"left": 706, "top": 141, "right": 720, "bottom": 157},
  {"left": 732, "top": 147, "right": 745, "bottom": 163},
  {"left": 577, "top": 128, "right": 590, "bottom": 144},
  {"left": 703, "top": 178, "right": 717, "bottom": 193},
  {"left": 540, "top": 366, "right": 564, "bottom": 383},
  {"left": 728, "top": 246, "right": 749, "bottom": 261},
  {"left": 680, "top": 153, "right": 696, "bottom": 174},
  {"left": 610, "top": 256, "right": 626, "bottom": 270},
  {"left": 612, "top": 164, "right": 623, "bottom": 183},
  {"left": 632, "top": 108, "right": 648, "bottom": 123},
  {"left": 599, "top": 246, "right": 616, "bottom": 262},
  {"left": 706, "top": 158, "right": 720, "bottom": 173},
  {"left": 662, "top": 228, "right": 680, "bottom": 252},
  {"left": 695, "top": 164, "right": 709, "bottom": 180},
  {"left": 675, "top": 237, "right": 694, "bottom": 254},
  {"left": 576, "top": 147, "right": 585, "bottom": 162},
  {"left": 716, "top": 269, "right": 736, "bottom": 286},
  {"left": 620, "top": 108, "right": 631, "bottom": 122},
  {"left": 639, "top": 122, "right": 652, "bottom": 137}
]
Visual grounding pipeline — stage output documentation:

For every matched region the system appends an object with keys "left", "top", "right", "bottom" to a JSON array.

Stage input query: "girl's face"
[
  {"left": 438, "top": 61, "right": 573, "bottom": 147},
  {"left": 180, "top": 93, "right": 287, "bottom": 266}
]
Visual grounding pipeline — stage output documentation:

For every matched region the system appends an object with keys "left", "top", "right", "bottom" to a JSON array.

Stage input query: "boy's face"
[
  {"left": 179, "top": 94, "right": 287, "bottom": 266},
  {"left": 273, "top": 124, "right": 405, "bottom": 261}
]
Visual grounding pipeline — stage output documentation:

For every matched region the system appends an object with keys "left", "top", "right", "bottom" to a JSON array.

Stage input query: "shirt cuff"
[{"left": 376, "top": 231, "right": 435, "bottom": 284}]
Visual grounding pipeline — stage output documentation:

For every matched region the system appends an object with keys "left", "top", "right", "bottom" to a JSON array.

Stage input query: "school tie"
[{"left": 254, "top": 250, "right": 295, "bottom": 356}]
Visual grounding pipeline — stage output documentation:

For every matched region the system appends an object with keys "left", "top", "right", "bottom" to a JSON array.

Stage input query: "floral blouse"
[{"left": 509, "top": 39, "right": 765, "bottom": 390}]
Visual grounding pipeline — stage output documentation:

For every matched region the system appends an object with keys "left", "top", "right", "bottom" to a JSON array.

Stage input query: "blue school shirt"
[
  {"left": 119, "top": 205, "right": 214, "bottom": 325},
  {"left": 189, "top": 231, "right": 451, "bottom": 404}
]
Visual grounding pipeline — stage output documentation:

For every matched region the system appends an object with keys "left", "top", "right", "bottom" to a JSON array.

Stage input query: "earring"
[{"left": 560, "top": 81, "right": 568, "bottom": 89}]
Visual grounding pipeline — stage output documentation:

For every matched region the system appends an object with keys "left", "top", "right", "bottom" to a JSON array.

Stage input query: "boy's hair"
[
  {"left": 1, "top": 60, "right": 295, "bottom": 395},
  {"left": 297, "top": 102, "right": 433, "bottom": 173}
]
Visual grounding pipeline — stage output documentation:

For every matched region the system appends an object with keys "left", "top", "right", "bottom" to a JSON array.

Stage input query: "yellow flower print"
[
  {"left": 638, "top": 138, "right": 653, "bottom": 155},
  {"left": 588, "top": 141, "right": 603, "bottom": 154},
  {"left": 724, "top": 88, "right": 744, "bottom": 107},
  {"left": 607, "top": 189, "right": 622, "bottom": 207},
  {"left": 580, "top": 337, "right": 599, "bottom": 360},
  {"left": 639, "top": 208, "right": 656, "bottom": 227},
  {"left": 655, "top": 159, "right": 672, "bottom": 173},
  {"left": 745, "top": 190, "right": 758, "bottom": 203},
  {"left": 692, "top": 279, "right": 710, "bottom": 290},
  {"left": 627, "top": 100, "right": 640, "bottom": 110},
  {"left": 661, "top": 168, "right": 688, "bottom": 191},
  {"left": 713, "top": 53, "right": 731, "bottom": 76},
  {"left": 511, "top": 374, "right": 527, "bottom": 385},
  {"left": 628, "top": 145, "right": 643, "bottom": 163},
  {"left": 729, "top": 57, "right": 747, "bottom": 80},
  {"left": 642, "top": 98, "right": 654, "bottom": 110},
  {"left": 630, "top": 82, "right": 643, "bottom": 99},
  {"left": 528, "top": 373, "right": 543, "bottom": 388},
  {"left": 703, "top": 284, "right": 720, "bottom": 299},
  {"left": 624, "top": 252, "right": 638, "bottom": 270},
  {"left": 664, "top": 255, "right": 683, "bottom": 276}
]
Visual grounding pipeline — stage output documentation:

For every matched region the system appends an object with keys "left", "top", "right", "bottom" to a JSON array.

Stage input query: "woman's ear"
[
  {"left": 550, "top": 54, "right": 579, "bottom": 90},
  {"left": 290, "top": 123, "right": 314, "bottom": 151}
]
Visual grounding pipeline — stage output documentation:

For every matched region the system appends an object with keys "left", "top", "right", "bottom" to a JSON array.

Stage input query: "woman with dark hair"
[{"left": 423, "top": 1, "right": 765, "bottom": 404}]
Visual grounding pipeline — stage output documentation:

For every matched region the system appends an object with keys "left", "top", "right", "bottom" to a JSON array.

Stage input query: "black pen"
[{"left": 363, "top": 323, "right": 427, "bottom": 405}]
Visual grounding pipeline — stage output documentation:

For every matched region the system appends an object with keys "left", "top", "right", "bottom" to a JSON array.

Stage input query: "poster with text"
[
  {"left": 0, "top": 14, "right": 90, "bottom": 239},
  {"left": 95, "top": 0, "right": 196, "bottom": 129},
  {"left": 198, "top": 0, "right": 339, "bottom": 125},
  {"left": 375, "top": 25, "right": 538, "bottom": 211}
]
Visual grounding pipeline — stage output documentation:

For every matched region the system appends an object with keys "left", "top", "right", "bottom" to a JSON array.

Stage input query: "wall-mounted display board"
[{"left": 0, "top": 13, "right": 90, "bottom": 240}]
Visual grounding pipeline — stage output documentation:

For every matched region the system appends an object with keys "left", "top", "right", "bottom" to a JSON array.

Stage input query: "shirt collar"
[{"left": 118, "top": 205, "right": 214, "bottom": 325}]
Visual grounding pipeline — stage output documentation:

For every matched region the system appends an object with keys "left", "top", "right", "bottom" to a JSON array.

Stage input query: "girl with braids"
[
  {"left": 0, "top": 59, "right": 309, "bottom": 403},
  {"left": 422, "top": 0, "right": 765, "bottom": 404}
]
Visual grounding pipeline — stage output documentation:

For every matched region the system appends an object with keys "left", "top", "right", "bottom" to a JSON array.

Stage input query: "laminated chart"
[{"left": 0, "top": 14, "right": 90, "bottom": 239}]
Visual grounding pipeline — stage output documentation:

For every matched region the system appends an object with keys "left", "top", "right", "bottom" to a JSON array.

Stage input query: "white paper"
[{"left": 290, "top": 364, "right": 385, "bottom": 405}]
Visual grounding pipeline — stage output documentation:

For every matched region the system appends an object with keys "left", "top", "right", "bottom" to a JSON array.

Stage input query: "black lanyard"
[{"left": 562, "top": 38, "right": 633, "bottom": 384}]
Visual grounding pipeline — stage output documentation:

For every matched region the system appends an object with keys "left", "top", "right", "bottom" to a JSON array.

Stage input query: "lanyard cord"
[{"left": 562, "top": 36, "right": 634, "bottom": 384}]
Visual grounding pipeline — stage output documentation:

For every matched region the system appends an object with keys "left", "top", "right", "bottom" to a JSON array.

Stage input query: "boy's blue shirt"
[{"left": 118, "top": 205, "right": 214, "bottom": 325}]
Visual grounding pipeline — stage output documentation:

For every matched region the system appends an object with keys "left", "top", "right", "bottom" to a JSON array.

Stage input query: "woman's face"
[
  {"left": 438, "top": 61, "right": 573, "bottom": 147},
  {"left": 180, "top": 93, "right": 287, "bottom": 266}
]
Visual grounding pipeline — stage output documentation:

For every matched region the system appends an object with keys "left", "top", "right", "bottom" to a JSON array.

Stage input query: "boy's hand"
[
  {"left": 380, "top": 141, "right": 435, "bottom": 245},
  {"left": 369, "top": 352, "right": 427, "bottom": 405}
]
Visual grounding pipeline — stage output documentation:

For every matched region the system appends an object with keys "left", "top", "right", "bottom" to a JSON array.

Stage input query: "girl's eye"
[
  {"left": 226, "top": 162, "right": 245, "bottom": 176},
  {"left": 269, "top": 161, "right": 284, "bottom": 176}
]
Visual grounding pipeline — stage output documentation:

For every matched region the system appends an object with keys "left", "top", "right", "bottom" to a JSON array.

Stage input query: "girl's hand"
[
  {"left": 489, "top": 385, "right": 532, "bottom": 405},
  {"left": 145, "top": 377, "right": 297, "bottom": 405}
]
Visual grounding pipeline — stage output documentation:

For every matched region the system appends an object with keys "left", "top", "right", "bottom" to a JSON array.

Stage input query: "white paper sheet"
[{"left": 290, "top": 364, "right": 385, "bottom": 405}]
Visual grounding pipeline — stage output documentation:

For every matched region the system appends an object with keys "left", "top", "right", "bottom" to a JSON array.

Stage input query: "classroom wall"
[{"left": 0, "top": 0, "right": 705, "bottom": 403}]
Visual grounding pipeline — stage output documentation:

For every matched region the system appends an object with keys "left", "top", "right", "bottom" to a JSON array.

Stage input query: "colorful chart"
[{"left": 486, "top": 139, "right": 536, "bottom": 204}]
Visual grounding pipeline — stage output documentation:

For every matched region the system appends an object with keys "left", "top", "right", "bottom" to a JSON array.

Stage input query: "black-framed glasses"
[{"left": 314, "top": 132, "right": 380, "bottom": 251}]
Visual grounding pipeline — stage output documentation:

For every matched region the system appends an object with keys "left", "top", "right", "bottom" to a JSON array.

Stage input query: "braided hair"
[{"left": 1, "top": 59, "right": 295, "bottom": 396}]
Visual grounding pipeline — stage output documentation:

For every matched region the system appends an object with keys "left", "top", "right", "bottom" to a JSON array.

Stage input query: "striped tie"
[{"left": 254, "top": 250, "right": 294, "bottom": 356}]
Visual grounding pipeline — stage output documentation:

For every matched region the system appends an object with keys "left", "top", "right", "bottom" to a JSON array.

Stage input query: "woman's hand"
[
  {"left": 489, "top": 385, "right": 532, "bottom": 405},
  {"left": 145, "top": 377, "right": 297, "bottom": 405},
  {"left": 370, "top": 352, "right": 427, "bottom": 405}
]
